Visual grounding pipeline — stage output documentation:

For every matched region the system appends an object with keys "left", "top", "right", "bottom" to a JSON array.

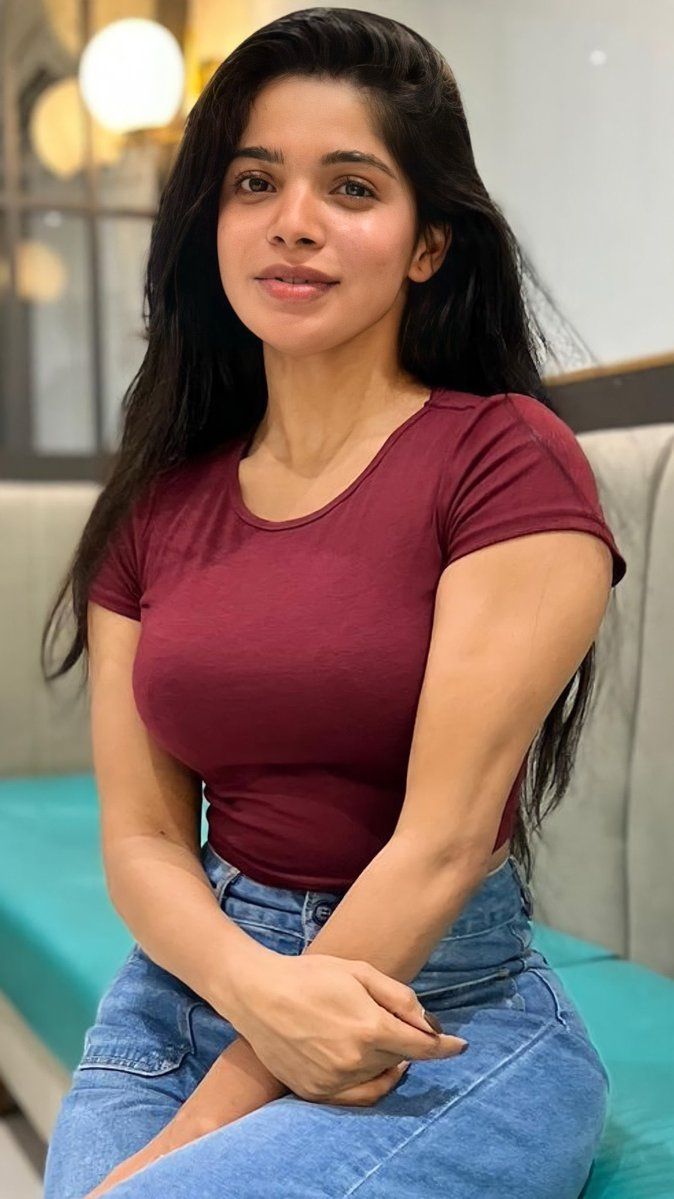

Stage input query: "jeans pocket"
[
  {"left": 411, "top": 966, "right": 522, "bottom": 1012},
  {"left": 77, "top": 1024, "right": 193, "bottom": 1077},
  {"left": 411, "top": 903, "right": 532, "bottom": 1012},
  {"left": 76, "top": 945, "right": 197, "bottom": 1078}
]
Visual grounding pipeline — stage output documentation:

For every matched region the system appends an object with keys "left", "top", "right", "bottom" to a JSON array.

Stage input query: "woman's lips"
[{"left": 255, "top": 278, "right": 339, "bottom": 302}]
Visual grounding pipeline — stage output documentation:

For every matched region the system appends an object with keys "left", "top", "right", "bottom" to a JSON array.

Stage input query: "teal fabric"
[
  {"left": 557, "top": 958, "right": 674, "bottom": 1198},
  {"left": 1, "top": 774, "right": 672, "bottom": 1195},
  {"left": 530, "top": 922, "right": 619, "bottom": 969},
  {"left": 0, "top": 775, "right": 208, "bottom": 1071}
]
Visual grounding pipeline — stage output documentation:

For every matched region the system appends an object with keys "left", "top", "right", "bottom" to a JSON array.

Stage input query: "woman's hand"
[{"left": 231, "top": 952, "right": 467, "bottom": 1102}]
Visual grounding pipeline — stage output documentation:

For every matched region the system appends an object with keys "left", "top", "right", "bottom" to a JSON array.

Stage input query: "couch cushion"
[
  {"left": 0, "top": 774, "right": 208, "bottom": 1072},
  {"left": 529, "top": 922, "right": 619, "bottom": 969},
  {"left": 553, "top": 956, "right": 674, "bottom": 1198},
  {"left": 0, "top": 775, "right": 135, "bottom": 1071}
]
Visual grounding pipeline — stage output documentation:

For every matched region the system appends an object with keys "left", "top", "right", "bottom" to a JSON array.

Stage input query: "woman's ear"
[{"left": 410, "top": 222, "right": 452, "bottom": 284}]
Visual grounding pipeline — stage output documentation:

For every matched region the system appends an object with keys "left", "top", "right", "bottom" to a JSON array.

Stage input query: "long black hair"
[{"left": 41, "top": 6, "right": 612, "bottom": 883}]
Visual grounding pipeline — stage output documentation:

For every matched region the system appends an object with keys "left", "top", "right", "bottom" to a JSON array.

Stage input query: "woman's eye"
[
  {"left": 338, "top": 178, "right": 376, "bottom": 200},
  {"left": 233, "top": 174, "right": 271, "bottom": 195},
  {"left": 232, "top": 173, "right": 375, "bottom": 201}
]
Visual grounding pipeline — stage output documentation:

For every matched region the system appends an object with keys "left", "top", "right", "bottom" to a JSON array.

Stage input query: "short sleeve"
[
  {"left": 438, "top": 393, "right": 627, "bottom": 588},
  {"left": 87, "top": 484, "right": 157, "bottom": 620}
]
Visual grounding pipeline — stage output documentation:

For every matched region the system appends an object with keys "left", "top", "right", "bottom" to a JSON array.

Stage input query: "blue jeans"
[{"left": 44, "top": 841, "right": 609, "bottom": 1198}]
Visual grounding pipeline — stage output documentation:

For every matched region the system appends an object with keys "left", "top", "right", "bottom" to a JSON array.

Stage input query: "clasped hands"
[{"left": 83, "top": 950, "right": 467, "bottom": 1197}]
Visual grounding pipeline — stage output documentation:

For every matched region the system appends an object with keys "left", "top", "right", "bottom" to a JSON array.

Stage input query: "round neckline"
[{"left": 228, "top": 386, "right": 440, "bottom": 531}]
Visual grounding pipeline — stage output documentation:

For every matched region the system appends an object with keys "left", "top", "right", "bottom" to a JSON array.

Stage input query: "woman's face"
[{"left": 217, "top": 75, "right": 437, "bottom": 359}]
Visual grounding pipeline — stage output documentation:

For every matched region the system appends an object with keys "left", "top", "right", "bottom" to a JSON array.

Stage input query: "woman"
[{"left": 41, "top": 7, "right": 627, "bottom": 1197}]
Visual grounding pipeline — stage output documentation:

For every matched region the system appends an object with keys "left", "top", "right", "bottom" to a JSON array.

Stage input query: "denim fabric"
[{"left": 44, "top": 841, "right": 610, "bottom": 1199}]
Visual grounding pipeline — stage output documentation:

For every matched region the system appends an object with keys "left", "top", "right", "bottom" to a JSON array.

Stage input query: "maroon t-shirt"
[{"left": 88, "top": 388, "right": 627, "bottom": 889}]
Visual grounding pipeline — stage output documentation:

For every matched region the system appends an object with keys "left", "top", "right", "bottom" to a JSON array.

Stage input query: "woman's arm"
[
  {"left": 89, "top": 601, "right": 274, "bottom": 1023},
  {"left": 162, "top": 836, "right": 481, "bottom": 1133},
  {"left": 82, "top": 1039, "right": 288, "bottom": 1199},
  {"left": 83, "top": 835, "right": 466, "bottom": 1197},
  {"left": 171, "top": 1034, "right": 290, "bottom": 1130}
]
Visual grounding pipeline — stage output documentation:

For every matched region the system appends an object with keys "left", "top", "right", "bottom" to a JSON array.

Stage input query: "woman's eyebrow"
[{"left": 229, "top": 145, "right": 397, "bottom": 179}]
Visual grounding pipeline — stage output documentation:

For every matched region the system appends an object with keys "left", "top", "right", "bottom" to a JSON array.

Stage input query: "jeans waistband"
[{"left": 200, "top": 839, "right": 533, "bottom": 929}]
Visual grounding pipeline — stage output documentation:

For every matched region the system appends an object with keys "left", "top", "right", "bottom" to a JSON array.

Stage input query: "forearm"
[
  {"left": 302, "top": 833, "right": 484, "bottom": 980},
  {"left": 106, "top": 834, "right": 273, "bottom": 1022},
  {"left": 179, "top": 835, "right": 484, "bottom": 1130},
  {"left": 98, "top": 836, "right": 474, "bottom": 1197},
  {"left": 172, "top": 1035, "right": 289, "bottom": 1134}
]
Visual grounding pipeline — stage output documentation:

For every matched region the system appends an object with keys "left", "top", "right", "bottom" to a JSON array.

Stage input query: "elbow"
[{"left": 390, "top": 829, "right": 494, "bottom": 883}]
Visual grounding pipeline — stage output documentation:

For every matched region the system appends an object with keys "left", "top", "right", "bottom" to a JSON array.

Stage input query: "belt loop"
[{"left": 214, "top": 863, "right": 242, "bottom": 906}]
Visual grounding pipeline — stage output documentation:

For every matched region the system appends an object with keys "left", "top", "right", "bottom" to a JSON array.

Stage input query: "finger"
[
  {"left": 375, "top": 1008, "right": 468, "bottom": 1062},
  {"left": 317, "top": 1061, "right": 411, "bottom": 1108},
  {"left": 353, "top": 960, "right": 441, "bottom": 1038},
  {"left": 353, "top": 961, "right": 468, "bottom": 1056}
]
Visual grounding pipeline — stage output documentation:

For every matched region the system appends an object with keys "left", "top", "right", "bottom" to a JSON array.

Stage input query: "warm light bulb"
[
  {"left": 29, "top": 77, "right": 123, "bottom": 177},
  {"left": 79, "top": 18, "right": 184, "bottom": 133}
]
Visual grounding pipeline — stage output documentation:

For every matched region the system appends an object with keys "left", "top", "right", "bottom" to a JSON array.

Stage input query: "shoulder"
[
  {"left": 428, "top": 387, "right": 571, "bottom": 435},
  {"left": 427, "top": 388, "right": 590, "bottom": 475}
]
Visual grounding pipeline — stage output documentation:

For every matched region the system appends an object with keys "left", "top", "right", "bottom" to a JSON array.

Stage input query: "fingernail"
[
  {"left": 458, "top": 1040, "right": 469, "bottom": 1053},
  {"left": 422, "top": 1009, "right": 443, "bottom": 1034},
  {"left": 399, "top": 1059, "right": 411, "bottom": 1072}
]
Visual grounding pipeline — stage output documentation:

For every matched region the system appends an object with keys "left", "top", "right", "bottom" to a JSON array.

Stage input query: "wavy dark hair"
[{"left": 40, "top": 6, "right": 615, "bottom": 884}]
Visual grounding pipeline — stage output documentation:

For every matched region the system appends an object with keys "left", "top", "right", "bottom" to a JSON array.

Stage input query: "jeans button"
[{"left": 313, "top": 903, "right": 334, "bottom": 925}]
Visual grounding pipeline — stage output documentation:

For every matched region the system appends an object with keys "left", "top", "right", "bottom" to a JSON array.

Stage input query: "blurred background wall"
[{"left": 1, "top": 0, "right": 673, "bottom": 470}]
